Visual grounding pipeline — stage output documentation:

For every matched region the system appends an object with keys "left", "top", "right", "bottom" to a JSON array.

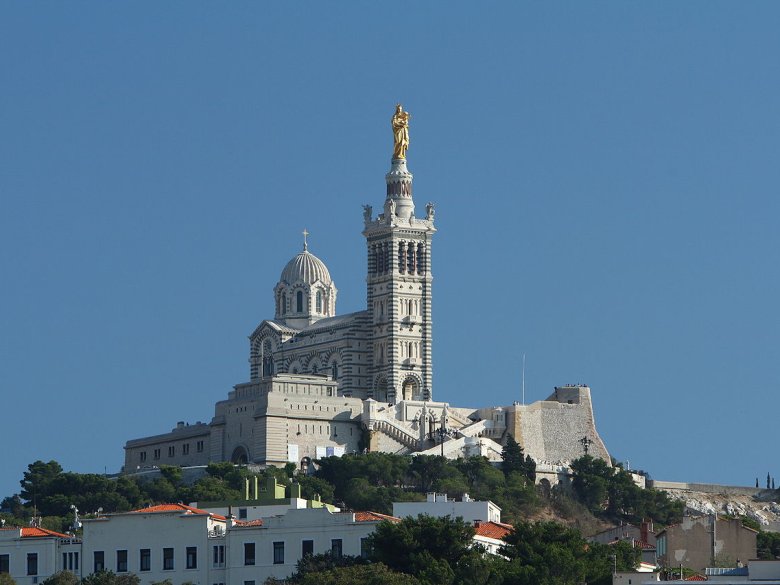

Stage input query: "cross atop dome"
[{"left": 302, "top": 228, "right": 309, "bottom": 251}]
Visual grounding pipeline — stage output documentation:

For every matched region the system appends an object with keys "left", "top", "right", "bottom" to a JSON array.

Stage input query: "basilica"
[{"left": 124, "top": 107, "right": 610, "bottom": 483}]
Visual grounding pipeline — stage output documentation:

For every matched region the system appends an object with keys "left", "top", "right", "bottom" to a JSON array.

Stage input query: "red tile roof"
[
  {"left": 684, "top": 575, "right": 707, "bottom": 581},
  {"left": 0, "top": 527, "right": 74, "bottom": 538},
  {"left": 474, "top": 521, "right": 513, "bottom": 540},
  {"left": 132, "top": 503, "right": 226, "bottom": 520},
  {"left": 234, "top": 519, "right": 264, "bottom": 527},
  {"left": 354, "top": 511, "right": 400, "bottom": 523}
]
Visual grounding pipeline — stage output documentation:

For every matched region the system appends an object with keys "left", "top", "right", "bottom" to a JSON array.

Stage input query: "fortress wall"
[
  {"left": 649, "top": 480, "right": 765, "bottom": 497},
  {"left": 515, "top": 386, "right": 610, "bottom": 465}
]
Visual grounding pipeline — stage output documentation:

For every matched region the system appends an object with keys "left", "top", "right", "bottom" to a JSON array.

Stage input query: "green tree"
[
  {"left": 41, "top": 571, "right": 79, "bottom": 585},
  {"left": 296, "top": 476, "right": 336, "bottom": 504},
  {"left": 0, "top": 573, "right": 17, "bottom": 585},
  {"left": 369, "top": 515, "right": 475, "bottom": 584},
  {"left": 501, "top": 435, "right": 525, "bottom": 477},
  {"left": 80, "top": 571, "right": 140, "bottom": 585},
  {"left": 20, "top": 460, "right": 64, "bottom": 513},
  {"left": 295, "top": 563, "right": 420, "bottom": 585},
  {"left": 758, "top": 530, "right": 780, "bottom": 559},
  {"left": 291, "top": 552, "right": 367, "bottom": 579}
]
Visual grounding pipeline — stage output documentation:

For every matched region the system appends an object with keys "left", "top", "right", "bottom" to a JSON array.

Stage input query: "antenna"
[{"left": 522, "top": 353, "right": 526, "bottom": 406}]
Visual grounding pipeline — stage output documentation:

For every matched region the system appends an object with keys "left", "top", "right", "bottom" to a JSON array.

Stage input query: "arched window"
[
  {"left": 262, "top": 340, "right": 274, "bottom": 376},
  {"left": 279, "top": 294, "right": 286, "bottom": 315},
  {"left": 331, "top": 362, "right": 339, "bottom": 381},
  {"left": 296, "top": 290, "right": 304, "bottom": 313},
  {"left": 316, "top": 290, "right": 323, "bottom": 313}
]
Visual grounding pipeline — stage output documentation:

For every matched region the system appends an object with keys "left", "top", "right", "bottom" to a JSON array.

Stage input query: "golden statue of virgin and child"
[{"left": 391, "top": 104, "right": 410, "bottom": 160}]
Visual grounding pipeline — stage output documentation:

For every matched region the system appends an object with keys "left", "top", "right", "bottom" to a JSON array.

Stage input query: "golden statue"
[{"left": 392, "top": 104, "right": 410, "bottom": 160}]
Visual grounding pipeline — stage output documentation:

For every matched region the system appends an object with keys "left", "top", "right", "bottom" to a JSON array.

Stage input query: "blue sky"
[{"left": 2, "top": 2, "right": 779, "bottom": 500}]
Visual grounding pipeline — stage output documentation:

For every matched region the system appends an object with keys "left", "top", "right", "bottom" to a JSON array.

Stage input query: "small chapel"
[{"left": 124, "top": 106, "right": 610, "bottom": 484}]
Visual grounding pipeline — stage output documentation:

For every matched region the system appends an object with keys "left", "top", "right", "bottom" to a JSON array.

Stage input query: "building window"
[
  {"left": 182, "top": 443, "right": 190, "bottom": 455},
  {"left": 360, "top": 538, "right": 371, "bottom": 559},
  {"left": 1, "top": 554, "right": 9, "bottom": 573},
  {"left": 139, "top": 451, "right": 147, "bottom": 462},
  {"left": 168, "top": 445, "right": 175, "bottom": 457},
  {"left": 212, "top": 545, "right": 225, "bottom": 568},
  {"left": 140, "top": 549, "right": 150, "bottom": 572},
  {"left": 238, "top": 508, "right": 247, "bottom": 519},
  {"left": 316, "top": 291, "right": 323, "bottom": 313},
  {"left": 302, "top": 540, "right": 313, "bottom": 557},
  {"left": 331, "top": 362, "right": 338, "bottom": 381},
  {"left": 94, "top": 551, "right": 104, "bottom": 573},
  {"left": 163, "top": 548, "right": 174, "bottom": 571},
  {"left": 273, "top": 542, "right": 284, "bottom": 565},
  {"left": 186, "top": 547, "right": 197, "bottom": 569},
  {"left": 197, "top": 440, "right": 204, "bottom": 453},
  {"left": 153, "top": 448, "right": 161, "bottom": 460},
  {"left": 27, "top": 553, "right": 38, "bottom": 576},
  {"left": 331, "top": 539, "right": 342, "bottom": 559},
  {"left": 73, "top": 552, "right": 79, "bottom": 572},
  {"left": 244, "top": 582, "right": 255, "bottom": 585},
  {"left": 244, "top": 543, "right": 255, "bottom": 566},
  {"left": 116, "top": 550, "right": 127, "bottom": 573},
  {"left": 296, "top": 290, "right": 304, "bottom": 313}
]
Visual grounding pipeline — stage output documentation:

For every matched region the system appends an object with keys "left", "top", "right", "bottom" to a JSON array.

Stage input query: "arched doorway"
[
  {"left": 231, "top": 446, "right": 249, "bottom": 464},
  {"left": 402, "top": 376, "right": 419, "bottom": 401}
]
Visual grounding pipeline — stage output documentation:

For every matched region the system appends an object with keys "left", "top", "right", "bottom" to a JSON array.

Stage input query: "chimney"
[{"left": 640, "top": 520, "right": 652, "bottom": 543}]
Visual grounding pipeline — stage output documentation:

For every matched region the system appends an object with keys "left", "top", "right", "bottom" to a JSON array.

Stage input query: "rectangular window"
[
  {"left": 301, "top": 540, "right": 313, "bottom": 557},
  {"left": 244, "top": 542, "right": 255, "bottom": 566},
  {"left": 186, "top": 547, "right": 197, "bottom": 569},
  {"left": 94, "top": 551, "right": 104, "bottom": 573},
  {"left": 273, "top": 542, "right": 284, "bottom": 565},
  {"left": 212, "top": 545, "right": 225, "bottom": 568},
  {"left": 74, "top": 552, "right": 79, "bottom": 571},
  {"left": 63, "top": 553, "right": 67, "bottom": 571},
  {"left": 168, "top": 445, "right": 175, "bottom": 457},
  {"left": 140, "top": 549, "right": 150, "bottom": 572},
  {"left": 197, "top": 440, "right": 204, "bottom": 453},
  {"left": 163, "top": 547, "right": 174, "bottom": 570},
  {"left": 244, "top": 581, "right": 255, "bottom": 585},
  {"left": 238, "top": 508, "right": 247, "bottom": 519},
  {"left": 27, "top": 553, "right": 38, "bottom": 576},
  {"left": 360, "top": 537, "right": 371, "bottom": 559},
  {"left": 116, "top": 550, "right": 128, "bottom": 573},
  {"left": 331, "top": 539, "right": 342, "bottom": 559},
  {"left": 140, "top": 451, "right": 147, "bottom": 462},
  {"left": 0, "top": 555, "right": 8, "bottom": 574},
  {"left": 183, "top": 443, "right": 190, "bottom": 455},
  {"left": 153, "top": 448, "right": 161, "bottom": 460}
]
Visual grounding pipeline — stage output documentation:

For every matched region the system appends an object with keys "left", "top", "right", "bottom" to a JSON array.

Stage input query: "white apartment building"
[
  {"left": 0, "top": 526, "right": 81, "bottom": 585},
  {"left": 0, "top": 503, "right": 395, "bottom": 585},
  {"left": 80, "top": 504, "right": 228, "bottom": 585}
]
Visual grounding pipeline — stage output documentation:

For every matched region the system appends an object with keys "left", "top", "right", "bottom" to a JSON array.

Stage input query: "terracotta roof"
[
  {"left": 354, "top": 511, "right": 400, "bottom": 523},
  {"left": 0, "top": 527, "right": 73, "bottom": 538},
  {"left": 132, "top": 503, "right": 226, "bottom": 520},
  {"left": 684, "top": 575, "right": 707, "bottom": 581},
  {"left": 474, "top": 521, "right": 513, "bottom": 540},
  {"left": 234, "top": 519, "right": 264, "bottom": 527}
]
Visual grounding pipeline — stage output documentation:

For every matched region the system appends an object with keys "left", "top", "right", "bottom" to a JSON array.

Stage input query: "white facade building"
[
  {"left": 0, "top": 526, "right": 81, "bottom": 585},
  {"left": 0, "top": 503, "right": 393, "bottom": 585},
  {"left": 393, "top": 492, "right": 502, "bottom": 524}
]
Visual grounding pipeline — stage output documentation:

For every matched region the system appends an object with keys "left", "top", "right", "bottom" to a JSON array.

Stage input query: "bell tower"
[{"left": 363, "top": 105, "right": 436, "bottom": 403}]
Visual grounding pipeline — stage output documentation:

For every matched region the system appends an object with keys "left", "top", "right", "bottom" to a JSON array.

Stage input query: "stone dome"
[{"left": 279, "top": 246, "right": 332, "bottom": 285}]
